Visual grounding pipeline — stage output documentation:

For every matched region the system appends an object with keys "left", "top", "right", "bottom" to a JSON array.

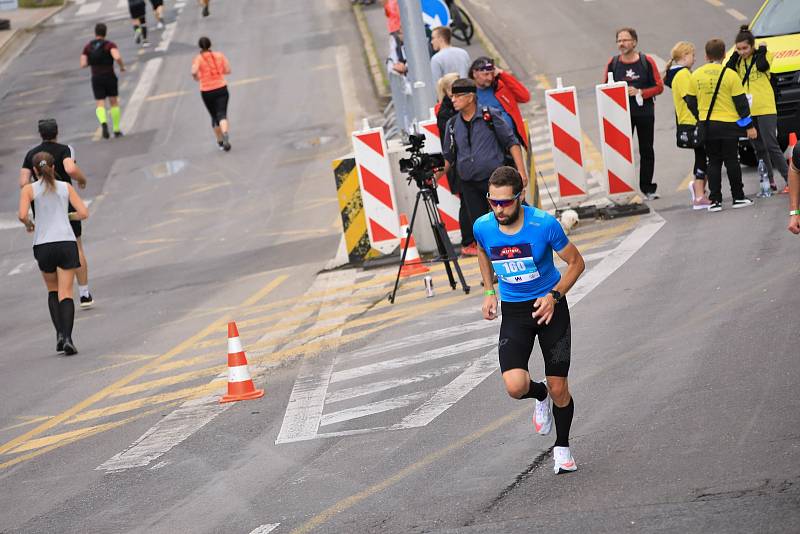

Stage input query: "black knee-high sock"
[
  {"left": 140, "top": 21, "right": 148, "bottom": 39},
  {"left": 58, "top": 298, "right": 75, "bottom": 340},
  {"left": 48, "top": 291, "right": 61, "bottom": 336},
  {"left": 553, "top": 397, "right": 574, "bottom": 447},
  {"left": 520, "top": 380, "right": 548, "bottom": 401}
]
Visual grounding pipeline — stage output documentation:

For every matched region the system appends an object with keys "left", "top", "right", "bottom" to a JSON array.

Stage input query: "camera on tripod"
[{"left": 398, "top": 134, "right": 445, "bottom": 190}]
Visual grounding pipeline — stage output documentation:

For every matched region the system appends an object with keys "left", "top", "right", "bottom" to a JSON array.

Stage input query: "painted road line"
[
  {"left": 330, "top": 337, "right": 496, "bottom": 384},
  {"left": 97, "top": 398, "right": 230, "bottom": 472},
  {"left": 76, "top": 2, "right": 101, "bottom": 16},
  {"left": 320, "top": 392, "right": 430, "bottom": 427},
  {"left": 325, "top": 364, "right": 463, "bottom": 404},
  {"left": 705, "top": 0, "right": 723, "bottom": 6},
  {"left": 568, "top": 210, "right": 665, "bottom": 306},
  {"left": 392, "top": 349, "right": 497, "bottom": 429},
  {"left": 0, "top": 274, "right": 287, "bottom": 463},
  {"left": 249, "top": 524, "right": 280, "bottom": 534},
  {"left": 275, "top": 350, "right": 337, "bottom": 444},
  {"left": 726, "top": 8, "right": 748, "bottom": 21},
  {"left": 120, "top": 58, "right": 163, "bottom": 135}
]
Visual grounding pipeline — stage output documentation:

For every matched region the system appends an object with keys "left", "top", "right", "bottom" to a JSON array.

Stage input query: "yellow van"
[{"left": 737, "top": 0, "right": 800, "bottom": 165}]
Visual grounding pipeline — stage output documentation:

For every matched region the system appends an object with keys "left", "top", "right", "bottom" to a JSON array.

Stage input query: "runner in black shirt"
[
  {"left": 20, "top": 119, "right": 96, "bottom": 308},
  {"left": 80, "top": 23, "right": 126, "bottom": 139}
]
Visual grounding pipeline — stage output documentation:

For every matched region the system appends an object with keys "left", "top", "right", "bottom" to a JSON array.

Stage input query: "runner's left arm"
[
  {"left": 476, "top": 242, "right": 499, "bottom": 320},
  {"left": 552, "top": 242, "right": 585, "bottom": 297},
  {"left": 17, "top": 184, "right": 34, "bottom": 231},
  {"left": 111, "top": 46, "right": 125, "bottom": 72}
]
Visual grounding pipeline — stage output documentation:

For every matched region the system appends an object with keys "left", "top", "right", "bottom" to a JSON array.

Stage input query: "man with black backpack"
[
  {"left": 439, "top": 78, "right": 527, "bottom": 256},
  {"left": 80, "top": 23, "right": 126, "bottom": 139},
  {"left": 604, "top": 27, "right": 664, "bottom": 200}
]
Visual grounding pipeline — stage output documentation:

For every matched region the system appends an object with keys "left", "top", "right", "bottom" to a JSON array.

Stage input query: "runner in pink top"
[{"left": 191, "top": 37, "right": 232, "bottom": 151}]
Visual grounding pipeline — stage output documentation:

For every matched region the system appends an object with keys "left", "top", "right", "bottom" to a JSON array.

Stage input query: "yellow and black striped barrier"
[{"left": 333, "top": 157, "right": 382, "bottom": 264}]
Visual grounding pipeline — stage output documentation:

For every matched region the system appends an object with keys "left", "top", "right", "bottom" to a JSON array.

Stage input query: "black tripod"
[{"left": 388, "top": 185, "right": 470, "bottom": 303}]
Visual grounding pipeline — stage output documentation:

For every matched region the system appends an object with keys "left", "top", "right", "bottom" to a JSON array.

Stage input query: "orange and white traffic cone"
[
  {"left": 785, "top": 132, "right": 797, "bottom": 163},
  {"left": 398, "top": 213, "right": 429, "bottom": 277},
  {"left": 220, "top": 321, "right": 264, "bottom": 404}
]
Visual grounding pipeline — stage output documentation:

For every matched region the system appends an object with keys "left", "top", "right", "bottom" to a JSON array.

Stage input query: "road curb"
[
  {"left": 0, "top": 3, "right": 68, "bottom": 67},
  {"left": 350, "top": 3, "right": 390, "bottom": 101}
]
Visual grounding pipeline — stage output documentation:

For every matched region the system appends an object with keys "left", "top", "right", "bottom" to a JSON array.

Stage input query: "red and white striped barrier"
[
  {"left": 596, "top": 75, "right": 637, "bottom": 200},
  {"left": 220, "top": 321, "right": 264, "bottom": 403},
  {"left": 352, "top": 126, "right": 401, "bottom": 254},
  {"left": 418, "top": 112, "right": 462, "bottom": 243},
  {"left": 545, "top": 78, "right": 587, "bottom": 203}
]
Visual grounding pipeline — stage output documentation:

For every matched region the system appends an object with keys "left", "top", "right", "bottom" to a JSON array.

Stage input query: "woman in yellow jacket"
[
  {"left": 727, "top": 25, "right": 788, "bottom": 192},
  {"left": 664, "top": 41, "right": 711, "bottom": 209}
]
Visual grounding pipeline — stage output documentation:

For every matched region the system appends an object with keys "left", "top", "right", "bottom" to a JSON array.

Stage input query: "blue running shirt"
[{"left": 473, "top": 206, "right": 570, "bottom": 302}]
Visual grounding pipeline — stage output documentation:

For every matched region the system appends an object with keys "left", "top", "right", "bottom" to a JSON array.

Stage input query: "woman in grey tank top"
[{"left": 18, "top": 152, "right": 89, "bottom": 356}]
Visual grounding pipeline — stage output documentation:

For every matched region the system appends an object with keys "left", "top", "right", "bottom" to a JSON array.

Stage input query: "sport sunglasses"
[{"left": 486, "top": 192, "right": 521, "bottom": 207}]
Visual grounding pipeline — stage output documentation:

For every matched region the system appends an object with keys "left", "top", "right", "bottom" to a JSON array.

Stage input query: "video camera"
[{"left": 399, "top": 134, "right": 445, "bottom": 191}]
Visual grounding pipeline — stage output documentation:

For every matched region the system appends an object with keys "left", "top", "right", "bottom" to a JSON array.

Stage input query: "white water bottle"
[
  {"left": 757, "top": 159, "right": 772, "bottom": 197},
  {"left": 635, "top": 89, "right": 644, "bottom": 107}
]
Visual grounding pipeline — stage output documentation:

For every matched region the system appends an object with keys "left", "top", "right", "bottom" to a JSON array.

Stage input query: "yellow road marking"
[
  {"left": 289, "top": 404, "right": 529, "bottom": 534},
  {"left": 122, "top": 246, "right": 171, "bottom": 261},
  {"left": 68, "top": 383, "right": 222, "bottom": 425},
  {"left": 109, "top": 367, "right": 222, "bottom": 399},
  {"left": 0, "top": 274, "right": 287, "bottom": 458},
  {"left": 0, "top": 416, "right": 52, "bottom": 433},
  {"left": 705, "top": 0, "right": 723, "bottom": 6},
  {"left": 179, "top": 181, "right": 232, "bottom": 196},
  {"left": 0, "top": 407, "right": 170, "bottom": 470},
  {"left": 677, "top": 171, "right": 695, "bottom": 192},
  {"left": 570, "top": 217, "right": 638, "bottom": 244},
  {"left": 169, "top": 207, "right": 223, "bottom": 215},
  {"left": 146, "top": 89, "right": 191, "bottom": 102},
  {"left": 146, "top": 218, "right": 182, "bottom": 230},
  {"left": 57, "top": 355, "right": 160, "bottom": 382}
]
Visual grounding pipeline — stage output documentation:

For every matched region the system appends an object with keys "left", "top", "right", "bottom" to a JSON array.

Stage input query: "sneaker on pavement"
[
  {"left": 142, "top": 39, "right": 150, "bottom": 48},
  {"left": 770, "top": 180, "right": 778, "bottom": 192},
  {"left": 708, "top": 201, "right": 723, "bottom": 212},
  {"left": 693, "top": 197, "right": 712, "bottom": 210},
  {"left": 62, "top": 338, "right": 78, "bottom": 356},
  {"left": 101, "top": 123, "right": 110, "bottom": 139},
  {"left": 156, "top": 20, "right": 165, "bottom": 30},
  {"left": 80, "top": 294, "right": 94, "bottom": 309},
  {"left": 553, "top": 446, "right": 577, "bottom": 474},
  {"left": 56, "top": 334, "right": 64, "bottom": 353},
  {"left": 780, "top": 185, "right": 790, "bottom": 194},
  {"left": 732, "top": 197, "right": 754, "bottom": 209},
  {"left": 534, "top": 382, "right": 552, "bottom": 436},
  {"left": 645, "top": 192, "right": 660, "bottom": 201},
  {"left": 202, "top": 5, "right": 209, "bottom": 16},
  {"left": 460, "top": 243, "right": 478, "bottom": 256},
  {"left": 114, "top": 131, "right": 123, "bottom": 138}
]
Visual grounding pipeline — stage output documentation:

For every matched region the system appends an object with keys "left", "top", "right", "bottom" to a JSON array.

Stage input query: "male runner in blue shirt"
[{"left": 474, "top": 166, "right": 585, "bottom": 474}]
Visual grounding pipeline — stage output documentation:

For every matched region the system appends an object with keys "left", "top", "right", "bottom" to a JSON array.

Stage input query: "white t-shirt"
[{"left": 431, "top": 46, "right": 471, "bottom": 83}]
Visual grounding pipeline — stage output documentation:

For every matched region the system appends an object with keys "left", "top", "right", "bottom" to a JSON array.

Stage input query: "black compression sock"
[
  {"left": 520, "top": 380, "right": 548, "bottom": 401},
  {"left": 48, "top": 291, "right": 61, "bottom": 335},
  {"left": 58, "top": 298, "right": 75, "bottom": 340},
  {"left": 141, "top": 24, "right": 148, "bottom": 40},
  {"left": 553, "top": 397, "right": 574, "bottom": 447}
]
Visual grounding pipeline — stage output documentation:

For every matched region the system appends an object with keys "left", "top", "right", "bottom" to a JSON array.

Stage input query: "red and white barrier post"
[
  {"left": 418, "top": 110, "right": 461, "bottom": 243},
  {"left": 352, "top": 124, "right": 401, "bottom": 255},
  {"left": 545, "top": 78, "right": 588, "bottom": 204},
  {"left": 596, "top": 74, "right": 637, "bottom": 201}
]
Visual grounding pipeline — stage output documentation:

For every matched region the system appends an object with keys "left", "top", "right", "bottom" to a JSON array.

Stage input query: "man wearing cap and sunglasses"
[
  {"left": 474, "top": 165, "right": 585, "bottom": 475},
  {"left": 440, "top": 78, "right": 528, "bottom": 256},
  {"left": 20, "top": 119, "right": 95, "bottom": 308},
  {"left": 469, "top": 57, "right": 531, "bottom": 150}
]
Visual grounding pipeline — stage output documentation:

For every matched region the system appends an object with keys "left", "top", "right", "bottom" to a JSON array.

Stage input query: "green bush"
[{"left": 19, "top": 0, "right": 65, "bottom": 7}]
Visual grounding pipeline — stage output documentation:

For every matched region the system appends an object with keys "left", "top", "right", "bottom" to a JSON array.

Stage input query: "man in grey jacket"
[{"left": 440, "top": 78, "right": 527, "bottom": 255}]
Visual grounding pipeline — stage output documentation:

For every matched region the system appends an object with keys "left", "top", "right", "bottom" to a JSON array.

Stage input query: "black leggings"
[
  {"left": 705, "top": 137, "right": 744, "bottom": 202},
  {"left": 631, "top": 114, "right": 656, "bottom": 194},
  {"left": 459, "top": 179, "right": 490, "bottom": 246},
  {"left": 693, "top": 144, "right": 708, "bottom": 179},
  {"left": 201, "top": 86, "right": 229, "bottom": 127}
]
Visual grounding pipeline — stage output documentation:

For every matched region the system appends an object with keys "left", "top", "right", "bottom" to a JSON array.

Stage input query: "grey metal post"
[{"left": 398, "top": 0, "right": 437, "bottom": 129}]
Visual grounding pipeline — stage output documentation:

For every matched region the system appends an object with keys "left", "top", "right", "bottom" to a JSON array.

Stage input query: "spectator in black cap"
[{"left": 469, "top": 57, "right": 531, "bottom": 149}]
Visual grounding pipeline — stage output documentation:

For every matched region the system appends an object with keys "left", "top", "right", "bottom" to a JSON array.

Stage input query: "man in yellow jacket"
[{"left": 685, "top": 39, "right": 757, "bottom": 212}]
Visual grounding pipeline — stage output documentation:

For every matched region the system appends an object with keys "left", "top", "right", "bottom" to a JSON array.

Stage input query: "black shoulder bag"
[{"left": 677, "top": 66, "right": 726, "bottom": 149}]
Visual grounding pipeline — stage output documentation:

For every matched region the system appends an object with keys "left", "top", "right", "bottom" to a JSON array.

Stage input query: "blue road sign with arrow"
[{"left": 421, "top": 0, "right": 451, "bottom": 28}]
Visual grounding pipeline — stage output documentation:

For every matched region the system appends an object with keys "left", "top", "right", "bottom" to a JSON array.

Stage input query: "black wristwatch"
[{"left": 549, "top": 290, "right": 562, "bottom": 303}]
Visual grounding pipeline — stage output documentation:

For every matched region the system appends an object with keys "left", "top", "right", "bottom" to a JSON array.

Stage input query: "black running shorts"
[
  {"left": 498, "top": 297, "right": 571, "bottom": 377},
  {"left": 33, "top": 241, "right": 81, "bottom": 273},
  {"left": 150, "top": 0, "right": 163, "bottom": 8},
  {"left": 200, "top": 86, "right": 229, "bottom": 127},
  {"left": 91, "top": 73, "right": 118, "bottom": 100},
  {"left": 129, "top": 1, "right": 146, "bottom": 19}
]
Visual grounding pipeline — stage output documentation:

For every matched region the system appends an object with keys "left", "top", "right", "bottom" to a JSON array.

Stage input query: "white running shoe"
[
  {"left": 533, "top": 381, "right": 552, "bottom": 436},
  {"left": 553, "top": 446, "right": 577, "bottom": 474}
]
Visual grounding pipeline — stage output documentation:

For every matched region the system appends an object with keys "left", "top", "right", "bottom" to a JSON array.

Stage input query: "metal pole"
[{"left": 398, "top": 0, "right": 436, "bottom": 131}]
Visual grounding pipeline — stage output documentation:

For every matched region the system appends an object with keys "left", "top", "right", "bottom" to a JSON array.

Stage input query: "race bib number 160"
[{"left": 489, "top": 244, "right": 539, "bottom": 284}]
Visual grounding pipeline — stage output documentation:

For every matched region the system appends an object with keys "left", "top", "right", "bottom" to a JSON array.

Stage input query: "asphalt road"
[{"left": 1, "top": 1, "right": 799, "bottom": 533}]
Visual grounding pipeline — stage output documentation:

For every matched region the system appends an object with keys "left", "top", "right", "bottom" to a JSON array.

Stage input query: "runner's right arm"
[
  {"left": 18, "top": 184, "right": 34, "bottom": 231},
  {"left": 476, "top": 243, "right": 498, "bottom": 320},
  {"left": 67, "top": 184, "right": 89, "bottom": 221},
  {"left": 63, "top": 157, "right": 87, "bottom": 189},
  {"left": 111, "top": 47, "right": 125, "bottom": 72}
]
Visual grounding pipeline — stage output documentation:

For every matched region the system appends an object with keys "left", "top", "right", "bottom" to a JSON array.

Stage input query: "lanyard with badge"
[{"left": 742, "top": 58, "right": 757, "bottom": 108}]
